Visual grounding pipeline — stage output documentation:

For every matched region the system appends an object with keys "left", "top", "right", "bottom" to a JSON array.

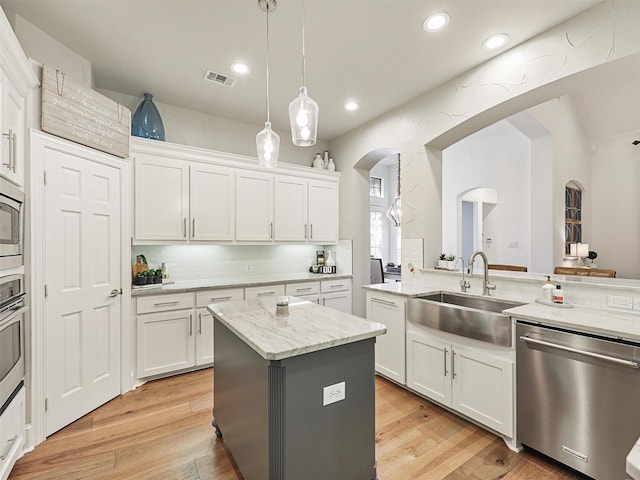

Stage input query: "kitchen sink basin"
[{"left": 406, "top": 292, "right": 525, "bottom": 347}]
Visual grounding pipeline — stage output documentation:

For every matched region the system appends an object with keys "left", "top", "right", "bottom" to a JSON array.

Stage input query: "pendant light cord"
[
  {"left": 397, "top": 153, "right": 401, "bottom": 197},
  {"left": 300, "top": 0, "right": 306, "bottom": 87},
  {"left": 266, "top": 2, "right": 271, "bottom": 123}
]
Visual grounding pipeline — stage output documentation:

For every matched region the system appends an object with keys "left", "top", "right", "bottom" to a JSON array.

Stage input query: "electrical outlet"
[
  {"left": 245, "top": 262, "right": 252, "bottom": 272},
  {"left": 322, "top": 381, "right": 345, "bottom": 406}
]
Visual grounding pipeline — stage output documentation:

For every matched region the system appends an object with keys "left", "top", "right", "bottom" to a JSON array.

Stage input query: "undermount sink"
[{"left": 407, "top": 292, "right": 525, "bottom": 347}]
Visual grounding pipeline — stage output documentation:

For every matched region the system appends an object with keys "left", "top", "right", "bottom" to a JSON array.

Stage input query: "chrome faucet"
[
  {"left": 467, "top": 251, "right": 496, "bottom": 296},
  {"left": 456, "top": 257, "right": 470, "bottom": 293}
]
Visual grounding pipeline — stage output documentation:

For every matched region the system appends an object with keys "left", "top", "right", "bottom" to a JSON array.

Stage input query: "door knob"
[{"left": 109, "top": 288, "right": 122, "bottom": 298}]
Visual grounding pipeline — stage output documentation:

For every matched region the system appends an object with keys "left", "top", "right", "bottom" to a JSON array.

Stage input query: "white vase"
[
  {"left": 312, "top": 153, "right": 324, "bottom": 168},
  {"left": 327, "top": 157, "right": 336, "bottom": 171}
]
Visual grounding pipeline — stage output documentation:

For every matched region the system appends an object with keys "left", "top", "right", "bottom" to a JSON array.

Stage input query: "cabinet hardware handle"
[
  {"left": 310, "top": 224, "right": 313, "bottom": 239},
  {"left": 153, "top": 301, "right": 180, "bottom": 307},
  {"left": 329, "top": 284, "right": 344, "bottom": 289},
  {"left": 189, "top": 314, "right": 193, "bottom": 336},
  {"left": 296, "top": 287, "right": 312, "bottom": 292},
  {"left": 304, "top": 223, "right": 308, "bottom": 239},
  {"left": 1, "top": 130, "right": 11, "bottom": 169},
  {"left": 452, "top": 350, "right": 457, "bottom": 379},
  {"left": 10, "top": 131, "right": 16, "bottom": 172},
  {"left": 1, "top": 435, "right": 17, "bottom": 460},
  {"left": 211, "top": 296, "right": 232, "bottom": 302},
  {"left": 520, "top": 335, "right": 639, "bottom": 368},
  {"left": 371, "top": 298, "right": 396, "bottom": 307},
  {"left": 322, "top": 297, "right": 326, "bottom": 306},
  {"left": 108, "top": 288, "right": 122, "bottom": 298},
  {"left": 192, "top": 218, "right": 196, "bottom": 237},
  {"left": 269, "top": 222, "right": 273, "bottom": 239},
  {"left": 444, "top": 348, "right": 448, "bottom": 377},
  {"left": 257, "top": 291, "right": 276, "bottom": 297},
  {"left": 183, "top": 218, "right": 187, "bottom": 238},
  {"left": 198, "top": 313, "right": 202, "bottom": 335}
]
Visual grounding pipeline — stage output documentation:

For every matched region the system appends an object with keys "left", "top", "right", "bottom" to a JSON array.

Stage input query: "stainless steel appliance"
[
  {"left": 517, "top": 321, "right": 640, "bottom": 479},
  {"left": 0, "top": 274, "right": 25, "bottom": 414},
  {"left": 0, "top": 177, "right": 24, "bottom": 269}
]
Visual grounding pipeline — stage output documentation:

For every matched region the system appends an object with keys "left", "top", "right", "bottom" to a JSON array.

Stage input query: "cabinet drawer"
[
  {"left": 321, "top": 278, "right": 351, "bottom": 293},
  {"left": 245, "top": 284, "right": 285, "bottom": 301},
  {"left": 137, "top": 292, "right": 194, "bottom": 314},
  {"left": 0, "top": 387, "right": 25, "bottom": 480},
  {"left": 285, "top": 281, "right": 320, "bottom": 296},
  {"left": 196, "top": 288, "right": 244, "bottom": 307}
]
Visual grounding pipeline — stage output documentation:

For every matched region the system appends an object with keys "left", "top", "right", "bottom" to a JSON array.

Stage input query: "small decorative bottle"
[
  {"left": 327, "top": 157, "right": 336, "bottom": 171},
  {"left": 312, "top": 153, "right": 324, "bottom": 168}
]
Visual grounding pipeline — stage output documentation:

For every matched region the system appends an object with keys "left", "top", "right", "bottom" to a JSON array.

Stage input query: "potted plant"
[
  {"left": 437, "top": 253, "right": 447, "bottom": 269},
  {"left": 445, "top": 254, "right": 457, "bottom": 270},
  {"left": 152, "top": 268, "right": 163, "bottom": 284},
  {"left": 133, "top": 270, "right": 148, "bottom": 286}
]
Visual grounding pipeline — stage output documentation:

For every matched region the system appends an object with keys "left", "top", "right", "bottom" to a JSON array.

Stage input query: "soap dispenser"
[{"left": 542, "top": 275, "right": 554, "bottom": 302}]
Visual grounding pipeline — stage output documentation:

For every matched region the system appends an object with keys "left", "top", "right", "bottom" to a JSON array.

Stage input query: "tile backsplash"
[{"left": 132, "top": 241, "right": 352, "bottom": 281}]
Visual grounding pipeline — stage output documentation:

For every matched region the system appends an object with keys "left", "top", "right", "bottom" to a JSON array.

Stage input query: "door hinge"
[
  {"left": 44, "top": 284, "right": 48, "bottom": 298},
  {"left": 45, "top": 397, "right": 49, "bottom": 412}
]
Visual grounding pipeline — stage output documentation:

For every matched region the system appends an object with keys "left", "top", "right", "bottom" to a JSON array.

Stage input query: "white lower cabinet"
[
  {"left": 0, "top": 387, "right": 25, "bottom": 480},
  {"left": 406, "top": 327, "right": 514, "bottom": 437},
  {"left": 136, "top": 288, "right": 243, "bottom": 378},
  {"left": 320, "top": 278, "right": 352, "bottom": 314},
  {"left": 245, "top": 284, "right": 285, "bottom": 301},
  {"left": 367, "top": 292, "right": 406, "bottom": 384}
]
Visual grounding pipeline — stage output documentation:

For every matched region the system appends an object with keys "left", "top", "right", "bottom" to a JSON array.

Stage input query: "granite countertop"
[
  {"left": 131, "top": 272, "right": 352, "bottom": 296},
  {"left": 207, "top": 297, "right": 386, "bottom": 361},
  {"left": 628, "top": 439, "right": 640, "bottom": 480}
]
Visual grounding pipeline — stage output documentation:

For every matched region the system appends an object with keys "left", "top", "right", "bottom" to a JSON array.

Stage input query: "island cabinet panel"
[{"left": 213, "top": 319, "right": 377, "bottom": 480}]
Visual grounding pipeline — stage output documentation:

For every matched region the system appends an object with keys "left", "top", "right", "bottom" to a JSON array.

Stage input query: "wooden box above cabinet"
[{"left": 131, "top": 138, "right": 339, "bottom": 244}]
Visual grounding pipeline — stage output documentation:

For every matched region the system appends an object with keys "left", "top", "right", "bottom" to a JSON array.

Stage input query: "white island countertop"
[
  {"left": 208, "top": 297, "right": 386, "bottom": 361},
  {"left": 628, "top": 439, "right": 640, "bottom": 479}
]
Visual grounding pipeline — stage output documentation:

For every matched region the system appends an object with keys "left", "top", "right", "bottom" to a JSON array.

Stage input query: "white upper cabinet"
[
  {"left": 235, "top": 170, "right": 274, "bottom": 242},
  {"left": 308, "top": 180, "right": 338, "bottom": 243},
  {"left": 131, "top": 138, "right": 339, "bottom": 244},
  {"left": 134, "top": 154, "right": 189, "bottom": 241},
  {"left": 190, "top": 163, "right": 235, "bottom": 241},
  {"left": 274, "top": 175, "right": 308, "bottom": 242},
  {"left": 0, "top": 9, "right": 39, "bottom": 187}
]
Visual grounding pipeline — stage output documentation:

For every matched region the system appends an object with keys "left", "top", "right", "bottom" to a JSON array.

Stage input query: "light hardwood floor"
[{"left": 10, "top": 368, "right": 584, "bottom": 479}]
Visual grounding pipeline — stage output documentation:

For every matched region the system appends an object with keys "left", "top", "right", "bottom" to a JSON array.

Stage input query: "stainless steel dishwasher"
[{"left": 516, "top": 320, "right": 640, "bottom": 480}]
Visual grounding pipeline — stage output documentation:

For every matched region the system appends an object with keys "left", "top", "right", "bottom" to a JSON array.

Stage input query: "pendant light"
[
  {"left": 256, "top": 0, "right": 280, "bottom": 167},
  {"left": 288, "top": 0, "right": 319, "bottom": 146},
  {"left": 387, "top": 153, "right": 402, "bottom": 226}
]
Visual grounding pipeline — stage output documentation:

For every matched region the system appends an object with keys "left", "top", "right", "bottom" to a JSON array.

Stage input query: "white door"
[
  {"left": 274, "top": 175, "right": 307, "bottom": 241},
  {"left": 44, "top": 149, "right": 121, "bottom": 436}
]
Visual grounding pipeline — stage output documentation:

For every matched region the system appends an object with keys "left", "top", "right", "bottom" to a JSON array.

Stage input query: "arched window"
[{"left": 565, "top": 181, "right": 582, "bottom": 254}]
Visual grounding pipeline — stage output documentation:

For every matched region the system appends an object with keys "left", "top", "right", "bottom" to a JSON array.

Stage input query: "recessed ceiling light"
[
  {"left": 231, "top": 62, "right": 250, "bottom": 74},
  {"left": 423, "top": 12, "right": 450, "bottom": 32},
  {"left": 483, "top": 33, "right": 509, "bottom": 50},
  {"left": 344, "top": 101, "right": 359, "bottom": 111}
]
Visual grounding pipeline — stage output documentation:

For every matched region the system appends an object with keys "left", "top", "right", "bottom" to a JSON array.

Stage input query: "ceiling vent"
[{"left": 203, "top": 69, "right": 237, "bottom": 88}]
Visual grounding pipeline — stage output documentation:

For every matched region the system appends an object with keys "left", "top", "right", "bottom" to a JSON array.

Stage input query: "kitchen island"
[{"left": 207, "top": 297, "right": 385, "bottom": 480}]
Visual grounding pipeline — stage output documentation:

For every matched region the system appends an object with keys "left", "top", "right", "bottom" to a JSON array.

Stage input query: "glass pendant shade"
[
  {"left": 387, "top": 197, "right": 401, "bottom": 227},
  {"left": 289, "top": 86, "right": 319, "bottom": 146},
  {"left": 256, "top": 121, "right": 280, "bottom": 168}
]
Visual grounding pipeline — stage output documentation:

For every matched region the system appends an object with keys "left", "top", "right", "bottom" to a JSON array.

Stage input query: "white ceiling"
[{"left": 0, "top": 0, "right": 610, "bottom": 142}]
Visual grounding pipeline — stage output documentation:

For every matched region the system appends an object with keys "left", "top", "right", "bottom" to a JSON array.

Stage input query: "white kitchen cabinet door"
[
  {"left": 322, "top": 290, "right": 352, "bottom": 314},
  {"left": 274, "top": 175, "right": 307, "bottom": 241},
  {"left": 137, "top": 309, "right": 196, "bottom": 378},
  {"left": 367, "top": 293, "right": 405, "bottom": 384},
  {"left": 190, "top": 163, "right": 235, "bottom": 241},
  {"left": 0, "top": 72, "right": 26, "bottom": 186},
  {"left": 236, "top": 170, "right": 273, "bottom": 241},
  {"left": 307, "top": 180, "right": 338, "bottom": 243},
  {"left": 451, "top": 344, "right": 513, "bottom": 436},
  {"left": 195, "top": 307, "right": 214, "bottom": 366},
  {"left": 406, "top": 330, "right": 451, "bottom": 406},
  {"left": 134, "top": 155, "right": 189, "bottom": 241},
  {"left": 0, "top": 386, "right": 25, "bottom": 480}
]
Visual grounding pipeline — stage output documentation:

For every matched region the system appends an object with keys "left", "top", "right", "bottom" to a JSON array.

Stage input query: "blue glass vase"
[{"left": 131, "top": 93, "right": 165, "bottom": 141}]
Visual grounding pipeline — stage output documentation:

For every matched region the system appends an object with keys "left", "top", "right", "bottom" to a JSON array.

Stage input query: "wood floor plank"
[{"left": 10, "top": 369, "right": 587, "bottom": 480}]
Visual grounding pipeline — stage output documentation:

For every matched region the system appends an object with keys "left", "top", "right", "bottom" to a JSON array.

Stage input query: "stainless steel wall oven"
[
  {"left": 0, "top": 274, "right": 25, "bottom": 414},
  {"left": 0, "top": 177, "right": 24, "bottom": 270}
]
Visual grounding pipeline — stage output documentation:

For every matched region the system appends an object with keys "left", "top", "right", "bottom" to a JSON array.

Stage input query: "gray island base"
[{"left": 208, "top": 297, "right": 386, "bottom": 480}]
